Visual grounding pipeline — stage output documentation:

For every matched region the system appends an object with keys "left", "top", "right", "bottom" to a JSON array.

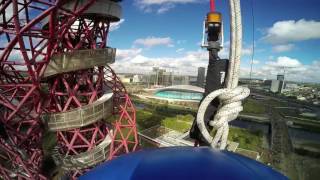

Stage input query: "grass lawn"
[
  {"left": 176, "top": 114, "right": 194, "bottom": 123},
  {"left": 228, "top": 127, "right": 263, "bottom": 150},
  {"left": 136, "top": 108, "right": 194, "bottom": 133},
  {"left": 136, "top": 100, "right": 264, "bottom": 152},
  {"left": 210, "top": 127, "right": 263, "bottom": 151},
  {"left": 242, "top": 98, "right": 266, "bottom": 114},
  {"left": 161, "top": 116, "right": 192, "bottom": 133},
  {"left": 266, "top": 99, "right": 288, "bottom": 107},
  {"left": 136, "top": 109, "right": 163, "bottom": 130},
  {"left": 132, "top": 98, "right": 197, "bottom": 114}
]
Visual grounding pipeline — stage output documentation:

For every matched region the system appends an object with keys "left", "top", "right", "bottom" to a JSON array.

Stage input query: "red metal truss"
[
  {"left": 1, "top": 0, "right": 138, "bottom": 179},
  {"left": 0, "top": 138, "right": 46, "bottom": 180},
  {"left": 0, "top": 1, "right": 60, "bottom": 178},
  {"left": 0, "top": 0, "right": 103, "bottom": 179},
  {"left": 44, "top": 15, "right": 138, "bottom": 176},
  {"left": 45, "top": 18, "right": 111, "bottom": 158},
  {"left": 59, "top": 66, "right": 139, "bottom": 179},
  {"left": 103, "top": 65, "right": 138, "bottom": 158},
  {"left": 45, "top": 67, "right": 105, "bottom": 112}
]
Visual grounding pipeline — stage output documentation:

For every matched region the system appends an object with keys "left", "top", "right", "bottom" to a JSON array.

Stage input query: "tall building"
[
  {"left": 189, "top": 76, "right": 198, "bottom": 86},
  {"left": 197, "top": 67, "right": 206, "bottom": 87},
  {"left": 173, "top": 75, "right": 190, "bottom": 85},
  {"left": 270, "top": 80, "right": 280, "bottom": 93},
  {"left": 150, "top": 67, "right": 174, "bottom": 86},
  {"left": 162, "top": 71, "right": 173, "bottom": 86},
  {"left": 270, "top": 80, "right": 284, "bottom": 93},
  {"left": 277, "top": 74, "right": 284, "bottom": 81}
]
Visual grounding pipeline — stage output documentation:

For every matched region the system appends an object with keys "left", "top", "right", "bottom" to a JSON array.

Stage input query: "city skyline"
[{"left": 108, "top": 0, "right": 320, "bottom": 83}]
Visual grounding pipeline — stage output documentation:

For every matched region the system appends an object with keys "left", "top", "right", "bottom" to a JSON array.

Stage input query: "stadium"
[{"left": 154, "top": 85, "right": 204, "bottom": 101}]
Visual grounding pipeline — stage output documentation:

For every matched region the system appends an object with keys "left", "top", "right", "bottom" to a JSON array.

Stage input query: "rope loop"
[
  {"left": 196, "top": 0, "right": 247, "bottom": 150},
  {"left": 196, "top": 86, "right": 250, "bottom": 149}
]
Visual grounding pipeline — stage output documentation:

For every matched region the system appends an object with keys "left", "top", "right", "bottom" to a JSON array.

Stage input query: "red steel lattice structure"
[{"left": 0, "top": 0, "right": 138, "bottom": 179}]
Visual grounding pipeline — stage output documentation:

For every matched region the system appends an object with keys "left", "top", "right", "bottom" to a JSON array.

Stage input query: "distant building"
[
  {"left": 270, "top": 80, "right": 284, "bottom": 93},
  {"left": 182, "top": 76, "right": 190, "bottom": 85},
  {"left": 297, "top": 96, "right": 307, "bottom": 101},
  {"left": 171, "top": 75, "right": 189, "bottom": 86},
  {"left": 277, "top": 74, "right": 284, "bottom": 81},
  {"left": 118, "top": 74, "right": 142, "bottom": 84},
  {"left": 285, "top": 83, "right": 299, "bottom": 90},
  {"left": 197, "top": 67, "right": 206, "bottom": 88},
  {"left": 132, "top": 75, "right": 141, "bottom": 83},
  {"left": 150, "top": 67, "right": 172, "bottom": 86},
  {"left": 239, "top": 78, "right": 263, "bottom": 85},
  {"left": 266, "top": 74, "right": 286, "bottom": 93},
  {"left": 263, "top": 80, "right": 272, "bottom": 86},
  {"left": 270, "top": 80, "right": 280, "bottom": 93},
  {"left": 189, "top": 76, "right": 198, "bottom": 86},
  {"left": 118, "top": 74, "right": 132, "bottom": 83},
  {"left": 162, "top": 71, "right": 173, "bottom": 86},
  {"left": 287, "top": 83, "right": 298, "bottom": 89}
]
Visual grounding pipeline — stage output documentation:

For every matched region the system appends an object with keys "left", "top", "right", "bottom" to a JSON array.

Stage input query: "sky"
[{"left": 108, "top": 0, "right": 320, "bottom": 83}]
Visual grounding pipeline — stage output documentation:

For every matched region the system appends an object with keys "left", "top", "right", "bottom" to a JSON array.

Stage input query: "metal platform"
[
  {"left": 64, "top": 0, "right": 122, "bottom": 21},
  {"left": 43, "top": 93, "right": 113, "bottom": 131},
  {"left": 53, "top": 132, "right": 113, "bottom": 170},
  {"left": 44, "top": 48, "right": 116, "bottom": 78}
]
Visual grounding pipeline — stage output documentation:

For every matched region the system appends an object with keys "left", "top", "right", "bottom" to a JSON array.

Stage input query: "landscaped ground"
[
  {"left": 135, "top": 100, "right": 263, "bottom": 153},
  {"left": 161, "top": 115, "right": 193, "bottom": 133},
  {"left": 242, "top": 98, "right": 266, "bottom": 115},
  {"left": 228, "top": 127, "right": 263, "bottom": 150},
  {"left": 136, "top": 108, "right": 193, "bottom": 133}
]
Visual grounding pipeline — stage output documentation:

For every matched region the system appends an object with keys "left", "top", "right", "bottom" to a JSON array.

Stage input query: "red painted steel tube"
[
  {"left": 210, "top": 0, "right": 215, "bottom": 12},
  {"left": 0, "top": 1, "right": 139, "bottom": 179}
]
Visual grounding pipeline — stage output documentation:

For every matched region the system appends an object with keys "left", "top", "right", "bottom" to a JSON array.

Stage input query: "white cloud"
[
  {"left": 272, "top": 44, "right": 295, "bottom": 53},
  {"left": 110, "top": 19, "right": 125, "bottom": 31},
  {"left": 240, "top": 57, "right": 320, "bottom": 83},
  {"left": 135, "top": 0, "right": 205, "bottom": 13},
  {"left": 268, "top": 56, "right": 274, "bottom": 60},
  {"left": 134, "top": 36, "right": 174, "bottom": 48},
  {"left": 114, "top": 48, "right": 320, "bottom": 83},
  {"left": 157, "top": 4, "right": 175, "bottom": 13},
  {"left": 251, "top": 60, "right": 260, "bottom": 65},
  {"left": 263, "top": 19, "right": 320, "bottom": 44},
  {"left": 266, "top": 56, "right": 301, "bottom": 68},
  {"left": 218, "top": 41, "right": 253, "bottom": 58},
  {"left": 176, "top": 48, "right": 185, "bottom": 53},
  {"left": 136, "top": 0, "right": 198, "bottom": 5},
  {"left": 304, "top": 60, "right": 320, "bottom": 81},
  {"left": 242, "top": 47, "right": 253, "bottom": 56},
  {"left": 113, "top": 48, "right": 208, "bottom": 75},
  {"left": 218, "top": 41, "right": 230, "bottom": 59},
  {"left": 116, "top": 48, "right": 143, "bottom": 62},
  {"left": 218, "top": 49, "right": 229, "bottom": 59}
]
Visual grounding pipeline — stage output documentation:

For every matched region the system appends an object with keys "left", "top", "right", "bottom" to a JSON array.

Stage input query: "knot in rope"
[
  {"left": 209, "top": 86, "right": 250, "bottom": 129},
  {"left": 196, "top": 86, "right": 250, "bottom": 150}
]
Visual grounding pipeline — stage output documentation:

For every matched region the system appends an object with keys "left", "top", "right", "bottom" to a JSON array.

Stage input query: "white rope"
[{"left": 196, "top": 0, "right": 250, "bottom": 150}]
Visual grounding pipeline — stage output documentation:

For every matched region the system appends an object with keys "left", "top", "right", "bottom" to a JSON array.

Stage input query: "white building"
[{"left": 270, "top": 80, "right": 280, "bottom": 93}]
